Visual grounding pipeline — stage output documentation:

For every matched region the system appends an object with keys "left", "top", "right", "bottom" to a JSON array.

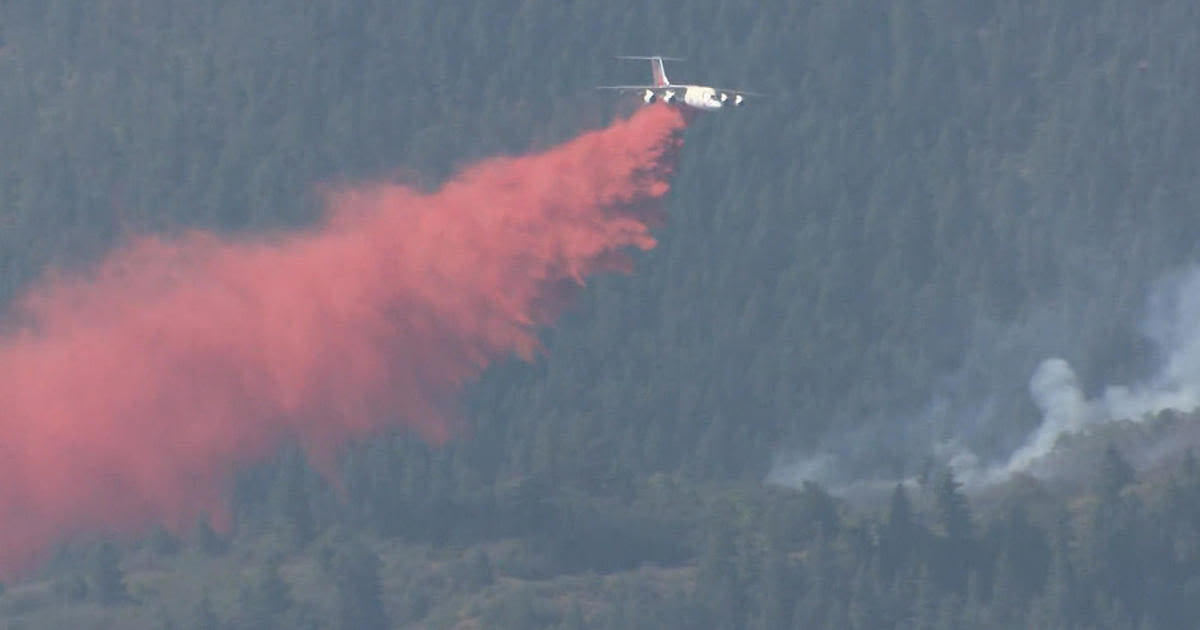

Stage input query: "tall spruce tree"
[
  {"left": 328, "top": 539, "right": 389, "bottom": 630},
  {"left": 88, "top": 541, "right": 127, "bottom": 607}
]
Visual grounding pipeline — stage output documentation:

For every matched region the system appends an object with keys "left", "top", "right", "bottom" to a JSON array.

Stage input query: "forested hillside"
[{"left": 5, "top": 1, "right": 1200, "bottom": 628}]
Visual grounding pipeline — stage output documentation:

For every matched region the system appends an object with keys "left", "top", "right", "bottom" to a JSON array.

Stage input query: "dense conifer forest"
[{"left": 5, "top": 1, "right": 1200, "bottom": 628}]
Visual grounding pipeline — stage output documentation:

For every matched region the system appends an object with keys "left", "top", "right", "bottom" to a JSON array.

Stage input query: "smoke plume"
[
  {"left": 770, "top": 265, "right": 1200, "bottom": 496},
  {"left": 996, "top": 265, "right": 1200, "bottom": 479},
  {"left": 0, "top": 104, "right": 687, "bottom": 573}
]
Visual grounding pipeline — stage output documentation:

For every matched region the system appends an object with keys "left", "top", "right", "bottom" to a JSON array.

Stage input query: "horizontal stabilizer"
[{"left": 615, "top": 55, "right": 684, "bottom": 61}]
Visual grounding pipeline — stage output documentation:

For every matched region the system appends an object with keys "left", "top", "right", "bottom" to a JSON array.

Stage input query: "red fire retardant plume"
[{"left": 0, "top": 104, "right": 688, "bottom": 574}]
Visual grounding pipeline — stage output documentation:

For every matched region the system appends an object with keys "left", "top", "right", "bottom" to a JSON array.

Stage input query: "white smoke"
[
  {"left": 984, "top": 265, "right": 1200, "bottom": 482},
  {"left": 994, "top": 358, "right": 1090, "bottom": 477},
  {"left": 769, "top": 265, "right": 1200, "bottom": 494}
]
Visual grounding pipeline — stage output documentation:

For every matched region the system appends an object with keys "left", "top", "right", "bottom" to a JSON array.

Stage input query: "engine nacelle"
[
  {"left": 719, "top": 92, "right": 729, "bottom": 103},
  {"left": 733, "top": 93, "right": 745, "bottom": 106},
  {"left": 643, "top": 89, "right": 656, "bottom": 104},
  {"left": 662, "top": 90, "right": 677, "bottom": 104}
]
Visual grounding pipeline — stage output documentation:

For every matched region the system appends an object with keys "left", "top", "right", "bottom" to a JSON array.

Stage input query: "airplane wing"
[
  {"left": 597, "top": 86, "right": 765, "bottom": 97},
  {"left": 594, "top": 85, "right": 664, "bottom": 91},
  {"left": 713, "top": 88, "right": 766, "bottom": 97}
]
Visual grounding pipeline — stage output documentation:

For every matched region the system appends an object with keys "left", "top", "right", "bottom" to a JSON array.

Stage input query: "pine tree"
[
  {"left": 932, "top": 469, "right": 973, "bottom": 595},
  {"left": 1031, "top": 523, "right": 1084, "bottom": 629},
  {"left": 759, "top": 545, "right": 794, "bottom": 630},
  {"left": 847, "top": 567, "right": 884, "bottom": 630},
  {"left": 147, "top": 525, "right": 180, "bottom": 555},
  {"left": 271, "top": 447, "right": 315, "bottom": 546},
  {"left": 1182, "top": 450, "right": 1198, "bottom": 477},
  {"left": 799, "top": 481, "right": 841, "bottom": 541},
  {"left": 461, "top": 548, "right": 495, "bottom": 591},
  {"left": 794, "top": 529, "right": 835, "bottom": 630},
  {"left": 697, "top": 525, "right": 744, "bottom": 630},
  {"left": 560, "top": 601, "right": 586, "bottom": 630},
  {"left": 89, "top": 540, "right": 127, "bottom": 606},
  {"left": 911, "top": 564, "right": 939, "bottom": 630},
  {"left": 989, "top": 550, "right": 1022, "bottom": 625},
  {"left": 193, "top": 515, "right": 227, "bottom": 556},
  {"left": 190, "top": 594, "right": 219, "bottom": 630},
  {"left": 1098, "top": 444, "right": 1136, "bottom": 500},
  {"left": 239, "top": 557, "right": 293, "bottom": 630},
  {"left": 879, "top": 483, "right": 916, "bottom": 581},
  {"left": 328, "top": 540, "right": 389, "bottom": 630},
  {"left": 494, "top": 585, "right": 538, "bottom": 630}
]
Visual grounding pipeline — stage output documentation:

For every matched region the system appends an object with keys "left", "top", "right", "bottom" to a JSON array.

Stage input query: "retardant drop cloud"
[{"left": 0, "top": 105, "right": 688, "bottom": 574}]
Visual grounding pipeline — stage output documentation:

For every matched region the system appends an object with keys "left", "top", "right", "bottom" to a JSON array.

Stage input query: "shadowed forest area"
[{"left": 5, "top": 1, "right": 1200, "bottom": 628}]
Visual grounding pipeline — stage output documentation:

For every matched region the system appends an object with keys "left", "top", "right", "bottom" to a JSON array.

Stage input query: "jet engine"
[
  {"left": 662, "top": 90, "right": 677, "bottom": 104},
  {"left": 733, "top": 93, "right": 745, "bottom": 106},
  {"left": 719, "top": 92, "right": 729, "bottom": 103},
  {"left": 643, "top": 89, "right": 656, "bottom": 104}
]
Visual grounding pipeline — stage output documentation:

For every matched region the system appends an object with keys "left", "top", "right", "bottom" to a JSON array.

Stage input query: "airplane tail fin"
[
  {"left": 616, "top": 55, "right": 682, "bottom": 87},
  {"left": 650, "top": 57, "right": 669, "bottom": 87}
]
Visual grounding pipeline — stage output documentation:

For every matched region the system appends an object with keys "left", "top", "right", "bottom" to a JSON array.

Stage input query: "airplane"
[{"left": 596, "top": 56, "right": 761, "bottom": 111}]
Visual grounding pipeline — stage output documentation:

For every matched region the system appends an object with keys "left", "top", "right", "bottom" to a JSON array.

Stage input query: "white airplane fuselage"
[
  {"left": 678, "top": 85, "right": 725, "bottom": 111},
  {"left": 601, "top": 56, "right": 755, "bottom": 112}
]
